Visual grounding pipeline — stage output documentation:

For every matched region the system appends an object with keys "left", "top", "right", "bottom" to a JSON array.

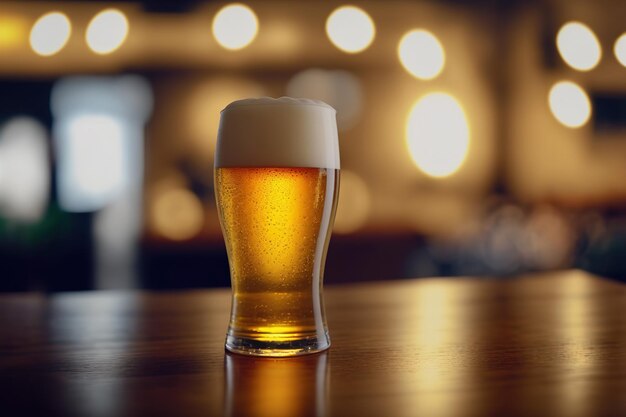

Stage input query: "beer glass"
[{"left": 214, "top": 97, "right": 340, "bottom": 356}]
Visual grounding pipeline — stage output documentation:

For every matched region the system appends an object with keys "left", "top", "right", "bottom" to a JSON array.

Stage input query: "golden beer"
[{"left": 215, "top": 97, "right": 340, "bottom": 356}]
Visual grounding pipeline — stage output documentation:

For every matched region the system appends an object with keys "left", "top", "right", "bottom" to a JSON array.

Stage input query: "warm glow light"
[
  {"left": 556, "top": 22, "right": 601, "bottom": 71},
  {"left": 212, "top": 4, "right": 258, "bottom": 50},
  {"left": 0, "top": 16, "right": 27, "bottom": 49},
  {"left": 325, "top": 5, "right": 375, "bottom": 54},
  {"left": 614, "top": 33, "right": 626, "bottom": 68},
  {"left": 406, "top": 93, "right": 470, "bottom": 178},
  {"left": 548, "top": 81, "right": 591, "bottom": 128},
  {"left": 86, "top": 9, "right": 129, "bottom": 55},
  {"left": 151, "top": 188, "right": 204, "bottom": 241},
  {"left": 398, "top": 29, "right": 445, "bottom": 80},
  {"left": 334, "top": 170, "right": 371, "bottom": 234},
  {"left": 29, "top": 12, "right": 71, "bottom": 56}
]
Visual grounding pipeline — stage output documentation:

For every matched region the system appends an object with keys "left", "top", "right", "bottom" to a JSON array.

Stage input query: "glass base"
[{"left": 225, "top": 333, "right": 330, "bottom": 357}]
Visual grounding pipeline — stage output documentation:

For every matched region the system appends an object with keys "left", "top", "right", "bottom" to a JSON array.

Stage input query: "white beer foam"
[{"left": 215, "top": 97, "right": 340, "bottom": 169}]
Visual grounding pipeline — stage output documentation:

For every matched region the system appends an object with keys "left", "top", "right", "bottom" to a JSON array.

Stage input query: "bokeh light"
[
  {"left": 63, "top": 114, "right": 126, "bottom": 211},
  {"left": 398, "top": 29, "right": 445, "bottom": 80},
  {"left": 614, "top": 33, "right": 626, "bottom": 68},
  {"left": 325, "top": 5, "right": 375, "bottom": 54},
  {"left": 29, "top": 12, "right": 71, "bottom": 56},
  {"left": 334, "top": 170, "right": 371, "bottom": 234},
  {"left": 0, "top": 15, "right": 27, "bottom": 50},
  {"left": 406, "top": 93, "right": 470, "bottom": 178},
  {"left": 212, "top": 4, "right": 258, "bottom": 50},
  {"left": 548, "top": 81, "right": 591, "bottom": 128},
  {"left": 51, "top": 76, "right": 152, "bottom": 213},
  {"left": 86, "top": 9, "right": 129, "bottom": 55},
  {"left": 0, "top": 117, "right": 49, "bottom": 223},
  {"left": 286, "top": 69, "right": 363, "bottom": 130},
  {"left": 151, "top": 188, "right": 204, "bottom": 241},
  {"left": 556, "top": 22, "right": 601, "bottom": 71}
]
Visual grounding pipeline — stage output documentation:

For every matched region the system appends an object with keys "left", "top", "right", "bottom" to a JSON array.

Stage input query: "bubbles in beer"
[
  {"left": 217, "top": 167, "right": 326, "bottom": 287},
  {"left": 216, "top": 167, "right": 338, "bottom": 342}
]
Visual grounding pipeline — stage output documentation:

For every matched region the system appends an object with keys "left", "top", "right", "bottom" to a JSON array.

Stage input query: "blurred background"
[{"left": 1, "top": 0, "right": 625, "bottom": 292}]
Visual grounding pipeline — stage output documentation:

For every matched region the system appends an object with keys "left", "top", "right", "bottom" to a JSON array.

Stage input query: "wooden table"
[{"left": 1, "top": 270, "right": 625, "bottom": 417}]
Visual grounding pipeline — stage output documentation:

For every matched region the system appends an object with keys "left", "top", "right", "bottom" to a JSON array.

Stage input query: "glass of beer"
[{"left": 214, "top": 97, "right": 340, "bottom": 357}]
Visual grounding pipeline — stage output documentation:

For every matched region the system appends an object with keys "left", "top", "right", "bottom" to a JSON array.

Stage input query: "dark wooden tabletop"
[{"left": 1, "top": 270, "right": 625, "bottom": 417}]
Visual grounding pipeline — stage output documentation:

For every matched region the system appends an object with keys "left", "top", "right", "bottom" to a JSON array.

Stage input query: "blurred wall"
[
  {"left": 1, "top": 0, "right": 625, "bottom": 289},
  {"left": 507, "top": 0, "right": 626, "bottom": 207}
]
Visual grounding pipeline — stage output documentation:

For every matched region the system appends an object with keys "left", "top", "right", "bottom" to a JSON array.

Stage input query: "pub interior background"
[{"left": 1, "top": 0, "right": 625, "bottom": 292}]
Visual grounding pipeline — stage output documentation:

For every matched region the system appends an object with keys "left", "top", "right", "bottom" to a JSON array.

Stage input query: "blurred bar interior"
[{"left": 1, "top": 0, "right": 626, "bottom": 292}]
